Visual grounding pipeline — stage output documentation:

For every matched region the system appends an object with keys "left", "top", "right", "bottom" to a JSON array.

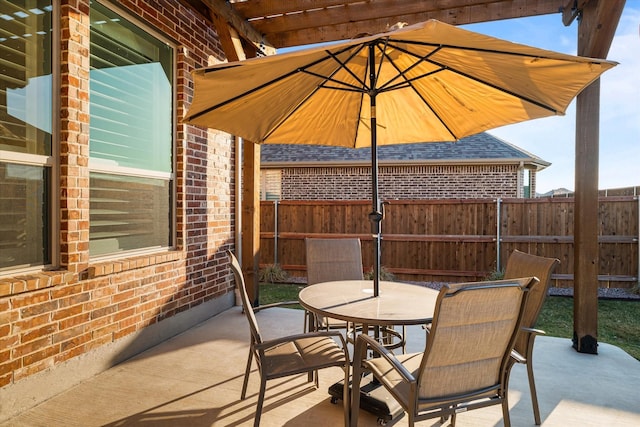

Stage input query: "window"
[
  {"left": 0, "top": 1, "right": 53, "bottom": 271},
  {"left": 260, "top": 170, "right": 282, "bottom": 201},
  {"left": 89, "top": 2, "right": 174, "bottom": 256}
]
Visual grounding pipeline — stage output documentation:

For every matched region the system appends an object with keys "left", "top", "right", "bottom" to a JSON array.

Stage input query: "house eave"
[{"left": 261, "top": 157, "right": 551, "bottom": 171}]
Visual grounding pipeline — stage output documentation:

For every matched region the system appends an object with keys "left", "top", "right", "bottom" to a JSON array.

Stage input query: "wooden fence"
[{"left": 259, "top": 196, "right": 639, "bottom": 289}]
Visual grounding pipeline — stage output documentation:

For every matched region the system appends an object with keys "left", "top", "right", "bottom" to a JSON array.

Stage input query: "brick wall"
[
  {"left": 0, "top": 0, "right": 234, "bottom": 397},
  {"left": 281, "top": 164, "right": 521, "bottom": 200}
]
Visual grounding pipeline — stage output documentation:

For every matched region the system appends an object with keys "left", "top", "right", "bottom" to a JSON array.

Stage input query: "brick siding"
[
  {"left": 280, "top": 164, "right": 524, "bottom": 200},
  {"left": 0, "top": 1, "right": 234, "bottom": 390}
]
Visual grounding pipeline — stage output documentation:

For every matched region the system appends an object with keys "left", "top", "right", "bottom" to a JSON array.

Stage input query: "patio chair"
[
  {"left": 350, "top": 277, "right": 537, "bottom": 427},
  {"left": 503, "top": 249, "right": 560, "bottom": 425},
  {"left": 305, "top": 237, "right": 364, "bottom": 332},
  {"left": 227, "top": 250, "right": 350, "bottom": 427},
  {"left": 305, "top": 238, "right": 405, "bottom": 351}
]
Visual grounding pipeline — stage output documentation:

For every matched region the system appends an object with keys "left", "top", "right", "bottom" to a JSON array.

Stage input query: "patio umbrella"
[{"left": 183, "top": 19, "right": 615, "bottom": 296}]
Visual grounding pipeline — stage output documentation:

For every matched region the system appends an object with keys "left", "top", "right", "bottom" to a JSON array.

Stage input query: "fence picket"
[{"left": 259, "top": 197, "right": 639, "bottom": 288}]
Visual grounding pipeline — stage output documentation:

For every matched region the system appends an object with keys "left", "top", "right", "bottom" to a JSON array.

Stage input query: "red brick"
[
  {"left": 58, "top": 312, "right": 90, "bottom": 330},
  {"left": 0, "top": 334, "right": 19, "bottom": 351},
  {"left": 59, "top": 332, "right": 92, "bottom": 352},
  {"left": 51, "top": 304, "right": 84, "bottom": 322},
  {"left": 23, "top": 345, "right": 59, "bottom": 367},
  {"left": 13, "top": 336, "right": 52, "bottom": 359},
  {"left": 0, "top": 373, "right": 12, "bottom": 387},
  {"left": 11, "top": 291, "right": 50, "bottom": 308},
  {"left": 21, "top": 324, "right": 58, "bottom": 344},
  {"left": 53, "top": 324, "right": 87, "bottom": 346},
  {"left": 13, "top": 313, "right": 51, "bottom": 334},
  {"left": 14, "top": 357, "right": 55, "bottom": 381},
  {"left": 20, "top": 301, "right": 59, "bottom": 318},
  {"left": 51, "top": 283, "right": 83, "bottom": 299}
]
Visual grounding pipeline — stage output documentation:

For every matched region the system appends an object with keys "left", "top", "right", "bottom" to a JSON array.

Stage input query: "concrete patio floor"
[{"left": 2, "top": 306, "right": 639, "bottom": 427}]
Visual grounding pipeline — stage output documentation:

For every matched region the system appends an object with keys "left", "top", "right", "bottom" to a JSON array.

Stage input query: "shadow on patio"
[{"left": 3, "top": 306, "right": 639, "bottom": 426}]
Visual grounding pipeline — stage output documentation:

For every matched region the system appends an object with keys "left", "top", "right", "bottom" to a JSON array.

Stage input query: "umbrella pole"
[{"left": 367, "top": 44, "right": 382, "bottom": 298}]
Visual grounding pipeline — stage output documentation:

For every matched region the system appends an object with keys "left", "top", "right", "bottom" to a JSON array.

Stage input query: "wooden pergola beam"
[
  {"left": 571, "top": 0, "right": 625, "bottom": 354},
  {"left": 209, "top": 10, "right": 244, "bottom": 62},
  {"left": 562, "top": 0, "right": 589, "bottom": 26},
  {"left": 201, "top": 0, "right": 276, "bottom": 56},
  {"left": 202, "top": 2, "right": 273, "bottom": 307},
  {"left": 234, "top": 0, "right": 567, "bottom": 49}
]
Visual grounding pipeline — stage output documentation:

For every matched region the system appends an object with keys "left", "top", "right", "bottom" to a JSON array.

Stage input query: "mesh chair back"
[
  {"left": 418, "top": 278, "right": 534, "bottom": 401},
  {"left": 305, "top": 238, "right": 364, "bottom": 285},
  {"left": 228, "top": 251, "right": 263, "bottom": 345},
  {"left": 503, "top": 250, "right": 560, "bottom": 354}
]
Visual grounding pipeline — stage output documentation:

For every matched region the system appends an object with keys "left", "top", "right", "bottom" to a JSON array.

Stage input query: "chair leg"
[
  {"left": 343, "top": 364, "right": 350, "bottom": 427},
  {"left": 350, "top": 369, "right": 362, "bottom": 427},
  {"left": 241, "top": 350, "right": 254, "bottom": 400},
  {"left": 501, "top": 397, "right": 511, "bottom": 427},
  {"left": 527, "top": 359, "right": 542, "bottom": 425},
  {"left": 254, "top": 376, "right": 267, "bottom": 427}
]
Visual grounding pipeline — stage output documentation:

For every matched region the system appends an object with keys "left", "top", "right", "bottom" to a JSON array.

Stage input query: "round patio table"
[
  {"left": 298, "top": 280, "right": 439, "bottom": 334},
  {"left": 299, "top": 280, "right": 440, "bottom": 423}
]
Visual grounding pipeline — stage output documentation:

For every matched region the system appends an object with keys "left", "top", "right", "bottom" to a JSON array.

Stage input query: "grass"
[
  {"left": 259, "top": 283, "right": 304, "bottom": 309},
  {"left": 258, "top": 283, "right": 640, "bottom": 360},
  {"left": 537, "top": 296, "right": 640, "bottom": 360}
]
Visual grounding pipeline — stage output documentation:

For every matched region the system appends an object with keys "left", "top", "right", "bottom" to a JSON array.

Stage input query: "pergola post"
[
  {"left": 242, "top": 141, "right": 261, "bottom": 307},
  {"left": 573, "top": 80, "right": 600, "bottom": 354},
  {"left": 571, "top": 0, "right": 625, "bottom": 354}
]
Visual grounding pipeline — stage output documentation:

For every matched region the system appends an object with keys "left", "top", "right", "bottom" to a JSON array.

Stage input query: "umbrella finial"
[{"left": 387, "top": 22, "right": 408, "bottom": 31}]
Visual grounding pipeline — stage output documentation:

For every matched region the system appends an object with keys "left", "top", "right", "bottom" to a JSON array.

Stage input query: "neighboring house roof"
[
  {"left": 538, "top": 187, "right": 574, "bottom": 197},
  {"left": 260, "top": 132, "right": 550, "bottom": 170}
]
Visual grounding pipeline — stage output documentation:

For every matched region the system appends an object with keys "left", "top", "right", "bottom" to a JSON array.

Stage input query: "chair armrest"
[
  {"left": 256, "top": 330, "right": 347, "bottom": 352},
  {"left": 510, "top": 349, "right": 527, "bottom": 364},
  {"left": 355, "top": 334, "right": 416, "bottom": 384},
  {"left": 521, "top": 326, "right": 545, "bottom": 336},
  {"left": 253, "top": 301, "right": 300, "bottom": 312}
]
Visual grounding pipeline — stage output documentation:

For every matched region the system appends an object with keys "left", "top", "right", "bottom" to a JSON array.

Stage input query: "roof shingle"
[{"left": 260, "top": 132, "right": 548, "bottom": 166}]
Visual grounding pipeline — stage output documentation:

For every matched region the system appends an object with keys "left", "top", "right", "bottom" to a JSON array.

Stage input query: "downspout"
[
  {"left": 516, "top": 161, "right": 524, "bottom": 198},
  {"left": 274, "top": 200, "right": 278, "bottom": 265},
  {"left": 234, "top": 136, "right": 242, "bottom": 306},
  {"left": 235, "top": 136, "right": 242, "bottom": 264},
  {"left": 496, "top": 198, "right": 502, "bottom": 272}
]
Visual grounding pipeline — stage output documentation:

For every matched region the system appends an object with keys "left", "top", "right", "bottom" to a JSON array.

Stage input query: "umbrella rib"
[
  {"left": 371, "top": 38, "right": 393, "bottom": 91},
  {"left": 425, "top": 56, "right": 561, "bottom": 114},
  {"left": 374, "top": 43, "right": 444, "bottom": 93},
  {"left": 372, "top": 43, "right": 460, "bottom": 140},
  {"left": 379, "top": 39, "right": 581, "bottom": 113},
  {"left": 387, "top": 38, "right": 591, "bottom": 62},
  {"left": 316, "top": 45, "right": 371, "bottom": 92},
  {"left": 261, "top": 45, "right": 371, "bottom": 141},
  {"left": 301, "top": 69, "right": 366, "bottom": 93},
  {"left": 189, "top": 47, "right": 362, "bottom": 122}
]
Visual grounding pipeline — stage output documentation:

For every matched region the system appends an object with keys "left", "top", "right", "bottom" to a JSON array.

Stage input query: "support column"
[
  {"left": 571, "top": 0, "right": 625, "bottom": 353},
  {"left": 242, "top": 141, "right": 261, "bottom": 307},
  {"left": 573, "top": 80, "right": 600, "bottom": 354}
]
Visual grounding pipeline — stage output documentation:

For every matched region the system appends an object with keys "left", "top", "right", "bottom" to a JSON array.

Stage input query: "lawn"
[
  {"left": 259, "top": 283, "right": 640, "bottom": 360},
  {"left": 537, "top": 296, "right": 640, "bottom": 360}
]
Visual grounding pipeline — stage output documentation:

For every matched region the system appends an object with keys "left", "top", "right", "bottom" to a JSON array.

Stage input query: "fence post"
[
  {"left": 496, "top": 198, "right": 502, "bottom": 271},
  {"left": 637, "top": 196, "right": 639, "bottom": 287},
  {"left": 274, "top": 200, "right": 279, "bottom": 265}
]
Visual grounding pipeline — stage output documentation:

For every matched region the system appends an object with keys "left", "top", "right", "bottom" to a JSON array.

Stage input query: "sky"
[
  {"left": 278, "top": 5, "right": 640, "bottom": 193},
  {"left": 463, "top": 5, "right": 640, "bottom": 193}
]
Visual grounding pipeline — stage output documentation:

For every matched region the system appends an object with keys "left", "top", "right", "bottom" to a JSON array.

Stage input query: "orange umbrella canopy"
[
  {"left": 183, "top": 19, "right": 615, "bottom": 292},
  {"left": 183, "top": 19, "right": 615, "bottom": 148}
]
